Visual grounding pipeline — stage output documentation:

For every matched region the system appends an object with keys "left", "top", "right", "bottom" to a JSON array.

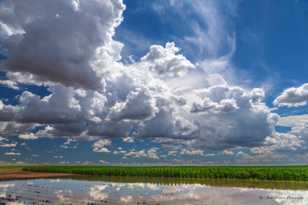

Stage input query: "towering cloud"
[
  {"left": 0, "top": 0, "right": 125, "bottom": 89},
  {"left": 0, "top": 0, "right": 282, "bottom": 154}
]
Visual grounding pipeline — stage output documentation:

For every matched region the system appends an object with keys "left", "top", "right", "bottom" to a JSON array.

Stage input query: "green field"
[{"left": 22, "top": 165, "right": 308, "bottom": 181}]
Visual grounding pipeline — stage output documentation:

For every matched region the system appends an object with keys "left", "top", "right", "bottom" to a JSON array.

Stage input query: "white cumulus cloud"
[
  {"left": 274, "top": 83, "right": 308, "bottom": 107},
  {"left": 0, "top": 0, "right": 287, "bottom": 157}
]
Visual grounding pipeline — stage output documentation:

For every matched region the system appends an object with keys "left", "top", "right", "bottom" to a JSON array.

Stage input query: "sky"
[{"left": 0, "top": 0, "right": 308, "bottom": 164}]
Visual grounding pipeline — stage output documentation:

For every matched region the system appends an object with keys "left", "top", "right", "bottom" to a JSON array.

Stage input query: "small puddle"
[{"left": 0, "top": 178, "right": 307, "bottom": 205}]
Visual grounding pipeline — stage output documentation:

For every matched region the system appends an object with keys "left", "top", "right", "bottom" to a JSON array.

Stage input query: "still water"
[{"left": 0, "top": 178, "right": 307, "bottom": 205}]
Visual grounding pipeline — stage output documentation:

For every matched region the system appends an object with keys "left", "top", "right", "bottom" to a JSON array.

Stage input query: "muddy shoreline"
[{"left": 0, "top": 171, "right": 78, "bottom": 181}]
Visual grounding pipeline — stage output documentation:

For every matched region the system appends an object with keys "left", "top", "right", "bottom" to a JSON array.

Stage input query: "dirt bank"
[{"left": 0, "top": 171, "right": 77, "bottom": 181}]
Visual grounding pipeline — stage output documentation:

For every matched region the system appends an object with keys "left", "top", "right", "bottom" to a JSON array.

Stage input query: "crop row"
[{"left": 22, "top": 165, "right": 308, "bottom": 181}]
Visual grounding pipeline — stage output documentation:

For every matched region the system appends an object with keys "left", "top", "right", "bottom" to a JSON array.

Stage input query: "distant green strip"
[{"left": 22, "top": 165, "right": 308, "bottom": 181}]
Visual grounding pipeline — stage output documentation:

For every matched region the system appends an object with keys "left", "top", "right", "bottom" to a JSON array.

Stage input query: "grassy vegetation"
[{"left": 22, "top": 165, "right": 308, "bottom": 181}]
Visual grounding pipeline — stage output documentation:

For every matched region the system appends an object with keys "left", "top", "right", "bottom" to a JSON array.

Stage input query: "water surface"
[{"left": 0, "top": 178, "right": 307, "bottom": 205}]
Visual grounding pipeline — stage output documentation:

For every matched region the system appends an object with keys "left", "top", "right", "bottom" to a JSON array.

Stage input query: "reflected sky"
[{"left": 0, "top": 179, "right": 307, "bottom": 205}]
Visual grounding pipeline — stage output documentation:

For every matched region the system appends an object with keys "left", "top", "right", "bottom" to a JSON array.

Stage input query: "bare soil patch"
[{"left": 0, "top": 171, "right": 77, "bottom": 181}]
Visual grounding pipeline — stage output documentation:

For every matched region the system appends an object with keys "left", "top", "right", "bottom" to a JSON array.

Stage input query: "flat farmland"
[{"left": 22, "top": 165, "right": 308, "bottom": 181}]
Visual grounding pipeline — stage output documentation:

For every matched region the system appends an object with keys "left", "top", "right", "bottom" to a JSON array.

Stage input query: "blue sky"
[
  {"left": 0, "top": 0, "right": 308, "bottom": 164},
  {"left": 118, "top": 0, "right": 308, "bottom": 93}
]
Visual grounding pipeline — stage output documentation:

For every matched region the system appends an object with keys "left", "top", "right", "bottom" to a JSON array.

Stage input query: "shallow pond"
[{"left": 0, "top": 178, "right": 308, "bottom": 205}]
